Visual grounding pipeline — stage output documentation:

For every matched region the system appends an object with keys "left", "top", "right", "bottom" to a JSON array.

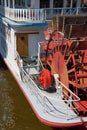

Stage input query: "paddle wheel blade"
[{"left": 42, "top": 16, "right": 87, "bottom": 115}]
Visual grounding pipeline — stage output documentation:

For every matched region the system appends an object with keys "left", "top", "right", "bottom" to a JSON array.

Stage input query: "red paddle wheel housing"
[{"left": 40, "top": 30, "right": 87, "bottom": 115}]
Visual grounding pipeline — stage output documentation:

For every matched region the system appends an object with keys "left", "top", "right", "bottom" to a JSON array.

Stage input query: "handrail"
[
  {"left": 0, "top": 6, "right": 45, "bottom": 22},
  {"left": 16, "top": 48, "right": 80, "bottom": 119},
  {"left": 37, "top": 42, "right": 44, "bottom": 70},
  {"left": 43, "top": 96, "right": 79, "bottom": 118},
  {"left": 56, "top": 79, "right": 80, "bottom": 101},
  {"left": 20, "top": 66, "right": 79, "bottom": 119},
  {"left": 0, "top": 6, "right": 87, "bottom": 22},
  {"left": 38, "top": 42, "right": 80, "bottom": 102},
  {"left": 15, "top": 51, "right": 22, "bottom": 68}
]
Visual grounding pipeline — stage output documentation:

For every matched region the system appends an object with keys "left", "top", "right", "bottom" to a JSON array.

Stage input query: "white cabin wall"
[
  {"left": 50, "top": 0, "right": 53, "bottom": 8},
  {"left": 63, "top": 0, "right": 67, "bottom": 7},
  {"left": 31, "top": 0, "right": 39, "bottom": 8},
  {"left": 77, "top": 0, "right": 81, "bottom": 7},
  {"left": 31, "top": 0, "right": 54, "bottom": 8},
  {"left": 0, "top": 21, "right": 15, "bottom": 60},
  {"left": 7, "top": 28, "right": 15, "bottom": 61},
  {"left": 0, "top": 21, "right": 16, "bottom": 61},
  {"left": 28, "top": 31, "right": 44, "bottom": 57},
  {"left": 0, "top": 21, "right": 7, "bottom": 58}
]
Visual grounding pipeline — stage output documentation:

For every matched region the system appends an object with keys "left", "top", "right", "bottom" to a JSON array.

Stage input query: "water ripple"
[{"left": 0, "top": 70, "right": 15, "bottom": 129}]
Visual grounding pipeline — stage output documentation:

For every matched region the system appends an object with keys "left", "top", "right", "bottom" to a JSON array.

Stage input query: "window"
[
  {"left": 7, "top": 0, "right": 9, "bottom": 6},
  {"left": 15, "top": 0, "right": 31, "bottom": 8},
  {"left": 27, "top": 0, "right": 31, "bottom": 7},
  {"left": 53, "top": 0, "right": 63, "bottom": 8},
  {"left": 66, "top": 0, "right": 71, "bottom": 7},
  {"left": 66, "top": 0, "right": 77, "bottom": 7},
  {"left": 72, "top": 0, "right": 77, "bottom": 7},
  {"left": 40, "top": 0, "right": 50, "bottom": 8}
]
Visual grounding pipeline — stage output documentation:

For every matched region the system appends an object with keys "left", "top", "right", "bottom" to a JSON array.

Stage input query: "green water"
[
  {"left": 0, "top": 61, "right": 80, "bottom": 130},
  {"left": 0, "top": 61, "right": 60, "bottom": 130}
]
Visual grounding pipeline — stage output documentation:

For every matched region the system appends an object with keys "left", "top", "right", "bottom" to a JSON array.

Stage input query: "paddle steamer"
[{"left": 0, "top": 0, "right": 87, "bottom": 129}]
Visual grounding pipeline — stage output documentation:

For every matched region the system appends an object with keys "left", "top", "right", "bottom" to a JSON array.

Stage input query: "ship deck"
[{"left": 1, "top": 55, "right": 87, "bottom": 128}]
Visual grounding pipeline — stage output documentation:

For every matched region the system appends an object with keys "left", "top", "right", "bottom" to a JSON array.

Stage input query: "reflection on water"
[{"left": 0, "top": 64, "right": 15, "bottom": 130}]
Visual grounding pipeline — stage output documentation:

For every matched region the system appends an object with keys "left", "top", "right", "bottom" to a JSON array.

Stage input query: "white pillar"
[
  {"left": 31, "top": 0, "right": 39, "bottom": 8},
  {"left": 5, "top": 0, "right": 7, "bottom": 6},
  {"left": 63, "top": 0, "right": 67, "bottom": 8},
  {"left": 25, "top": 0, "right": 27, "bottom": 7},
  {"left": 76, "top": 0, "right": 81, "bottom": 7},
  {"left": 31, "top": 0, "right": 35, "bottom": 8},
  {"left": 35, "top": 0, "right": 39, "bottom": 8},
  {"left": 50, "top": 0, "right": 53, "bottom": 8},
  {"left": 8, "top": 0, "right": 10, "bottom": 7},
  {"left": 13, "top": 0, "right": 15, "bottom": 8},
  {"left": 70, "top": 0, "right": 73, "bottom": 8}
]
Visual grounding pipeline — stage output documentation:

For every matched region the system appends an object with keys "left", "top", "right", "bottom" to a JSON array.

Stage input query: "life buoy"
[{"left": 39, "top": 69, "right": 53, "bottom": 89}]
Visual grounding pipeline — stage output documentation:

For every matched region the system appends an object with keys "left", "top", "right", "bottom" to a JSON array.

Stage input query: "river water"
[{"left": 0, "top": 58, "right": 82, "bottom": 130}]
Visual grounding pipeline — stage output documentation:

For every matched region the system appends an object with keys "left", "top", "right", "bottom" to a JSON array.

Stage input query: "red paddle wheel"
[{"left": 41, "top": 30, "right": 87, "bottom": 115}]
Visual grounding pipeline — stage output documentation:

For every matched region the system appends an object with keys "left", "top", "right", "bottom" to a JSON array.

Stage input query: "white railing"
[
  {"left": 44, "top": 7, "right": 87, "bottom": 19},
  {"left": 37, "top": 42, "right": 44, "bottom": 70},
  {"left": 0, "top": 6, "right": 45, "bottom": 22},
  {"left": 56, "top": 79, "right": 80, "bottom": 102},
  {"left": 0, "top": 6, "right": 87, "bottom": 22},
  {"left": 37, "top": 43, "right": 80, "bottom": 103},
  {"left": 19, "top": 62, "right": 80, "bottom": 119}
]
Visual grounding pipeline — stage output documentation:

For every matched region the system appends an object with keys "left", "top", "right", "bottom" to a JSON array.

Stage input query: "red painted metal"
[
  {"left": 40, "top": 30, "right": 87, "bottom": 115},
  {"left": 74, "top": 101, "right": 87, "bottom": 113},
  {"left": 39, "top": 69, "right": 53, "bottom": 89},
  {"left": 41, "top": 30, "right": 87, "bottom": 87}
]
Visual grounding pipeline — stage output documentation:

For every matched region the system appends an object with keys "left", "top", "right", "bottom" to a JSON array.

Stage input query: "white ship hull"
[{"left": 0, "top": 52, "right": 86, "bottom": 128}]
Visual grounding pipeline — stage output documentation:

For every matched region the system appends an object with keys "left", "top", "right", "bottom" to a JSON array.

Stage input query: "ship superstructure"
[{"left": 0, "top": 0, "right": 87, "bottom": 129}]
